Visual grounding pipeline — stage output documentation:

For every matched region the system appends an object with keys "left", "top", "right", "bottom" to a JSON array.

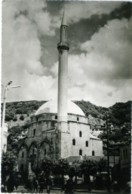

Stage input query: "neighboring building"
[
  {"left": 18, "top": 13, "right": 103, "bottom": 178},
  {"left": 120, "top": 144, "right": 131, "bottom": 184}
]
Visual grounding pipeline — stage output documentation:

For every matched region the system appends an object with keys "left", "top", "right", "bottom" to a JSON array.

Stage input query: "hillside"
[{"left": 2, "top": 100, "right": 132, "bottom": 130}]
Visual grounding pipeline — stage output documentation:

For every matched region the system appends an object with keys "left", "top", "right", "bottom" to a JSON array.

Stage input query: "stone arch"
[
  {"left": 28, "top": 141, "right": 38, "bottom": 171},
  {"left": 39, "top": 139, "right": 53, "bottom": 161},
  {"left": 17, "top": 143, "right": 28, "bottom": 178},
  {"left": 28, "top": 141, "right": 38, "bottom": 151},
  {"left": 18, "top": 142, "right": 28, "bottom": 153}
]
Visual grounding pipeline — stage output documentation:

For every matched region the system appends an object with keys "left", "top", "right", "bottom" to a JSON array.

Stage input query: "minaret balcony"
[{"left": 57, "top": 42, "right": 69, "bottom": 50}]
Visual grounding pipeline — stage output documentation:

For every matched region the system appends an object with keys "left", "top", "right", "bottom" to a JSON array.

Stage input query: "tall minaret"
[
  {"left": 56, "top": 12, "right": 70, "bottom": 159},
  {"left": 57, "top": 12, "right": 69, "bottom": 130}
]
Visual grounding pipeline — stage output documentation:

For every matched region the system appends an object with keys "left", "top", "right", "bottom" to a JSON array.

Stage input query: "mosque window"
[
  {"left": 33, "top": 129, "right": 36, "bottom": 136},
  {"left": 79, "top": 149, "right": 82, "bottom": 156},
  {"left": 55, "top": 115, "right": 58, "bottom": 119},
  {"left": 22, "top": 151, "right": 24, "bottom": 158},
  {"left": 79, "top": 131, "right": 82, "bottom": 137},
  {"left": 92, "top": 150, "right": 95, "bottom": 156},
  {"left": 44, "top": 149, "right": 47, "bottom": 155},
  {"left": 86, "top": 141, "right": 89, "bottom": 147},
  {"left": 72, "top": 139, "right": 76, "bottom": 146},
  {"left": 21, "top": 164, "right": 24, "bottom": 173},
  {"left": 77, "top": 117, "right": 79, "bottom": 121}
]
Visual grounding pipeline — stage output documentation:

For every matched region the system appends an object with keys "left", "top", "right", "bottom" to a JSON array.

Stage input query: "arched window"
[
  {"left": 92, "top": 150, "right": 95, "bottom": 156},
  {"left": 21, "top": 164, "right": 24, "bottom": 173},
  {"left": 72, "top": 139, "right": 76, "bottom": 146},
  {"left": 33, "top": 129, "right": 36, "bottom": 136},
  {"left": 22, "top": 151, "right": 24, "bottom": 158},
  {"left": 79, "top": 149, "right": 82, "bottom": 156},
  {"left": 86, "top": 141, "right": 89, "bottom": 147},
  {"left": 55, "top": 115, "right": 58, "bottom": 119},
  {"left": 77, "top": 117, "right": 79, "bottom": 121},
  {"left": 79, "top": 131, "right": 82, "bottom": 137},
  {"left": 44, "top": 149, "right": 47, "bottom": 155}
]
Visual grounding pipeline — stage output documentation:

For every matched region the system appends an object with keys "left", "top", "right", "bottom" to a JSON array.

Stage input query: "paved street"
[{"left": 13, "top": 185, "right": 125, "bottom": 194}]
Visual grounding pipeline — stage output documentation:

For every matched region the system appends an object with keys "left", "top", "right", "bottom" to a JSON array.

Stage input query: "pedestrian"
[
  {"left": 38, "top": 174, "right": 44, "bottom": 192},
  {"left": 32, "top": 176, "right": 39, "bottom": 192},
  {"left": 46, "top": 177, "right": 52, "bottom": 194},
  {"left": 64, "top": 176, "right": 74, "bottom": 194},
  {"left": 7, "top": 174, "right": 15, "bottom": 193}
]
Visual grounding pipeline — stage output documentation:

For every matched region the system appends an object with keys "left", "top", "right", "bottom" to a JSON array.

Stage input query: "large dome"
[{"left": 35, "top": 99, "right": 85, "bottom": 116}]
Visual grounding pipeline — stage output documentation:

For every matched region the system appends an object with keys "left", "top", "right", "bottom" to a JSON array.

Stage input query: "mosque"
[{"left": 18, "top": 13, "right": 103, "bottom": 177}]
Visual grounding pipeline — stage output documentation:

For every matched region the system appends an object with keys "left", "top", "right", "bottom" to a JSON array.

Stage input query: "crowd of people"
[{"left": 1, "top": 171, "right": 75, "bottom": 194}]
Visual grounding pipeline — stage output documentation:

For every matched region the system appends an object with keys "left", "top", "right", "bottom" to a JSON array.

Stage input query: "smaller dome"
[{"left": 35, "top": 99, "right": 85, "bottom": 116}]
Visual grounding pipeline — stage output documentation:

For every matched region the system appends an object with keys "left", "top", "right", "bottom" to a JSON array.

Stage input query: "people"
[
  {"left": 6, "top": 174, "right": 15, "bottom": 193},
  {"left": 64, "top": 176, "right": 74, "bottom": 194},
  {"left": 32, "top": 176, "right": 39, "bottom": 192},
  {"left": 46, "top": 177, "right": 52, "bottom": 194}
]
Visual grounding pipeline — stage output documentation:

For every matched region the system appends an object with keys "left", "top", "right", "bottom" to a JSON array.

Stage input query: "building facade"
[
  {"left": 18, "top": 13, "right": 103, "bottom": 178},
  {"left": 18, "top": 100, "right": 103, "bottom": 177}
]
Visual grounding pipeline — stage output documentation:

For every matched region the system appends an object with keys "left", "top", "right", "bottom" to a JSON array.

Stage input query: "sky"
[{"left": 2, "top": 0, "right": 132, "bottom": 107}]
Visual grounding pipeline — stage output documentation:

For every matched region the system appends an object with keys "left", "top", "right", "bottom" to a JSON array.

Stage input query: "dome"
[{"left": 35, "top": 99, "right": 85, "bottom": 116}]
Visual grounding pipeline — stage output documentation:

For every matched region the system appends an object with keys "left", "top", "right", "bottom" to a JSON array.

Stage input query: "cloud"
[
  {"left": 81, "top": 17, "right": 132, "bottom": 82},
  {"left": 2, "top": 0, "right": 59, "bottom": 79},
  {"left": 65, "top": 1, "right": 122, "bottom": 24},
  {"left": 2, "top": 1, "right": 131, "bottom": 107},
  {"left": 66, "top": 17, "right": 132, "bottom": 106},
  {"left": 2, "top": 0, "right": 59, "bottom": 102}
]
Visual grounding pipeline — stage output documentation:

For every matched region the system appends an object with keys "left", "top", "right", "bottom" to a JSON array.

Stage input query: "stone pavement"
[{"left": 13, "top": 185, "right": 124, "bottom": 194}]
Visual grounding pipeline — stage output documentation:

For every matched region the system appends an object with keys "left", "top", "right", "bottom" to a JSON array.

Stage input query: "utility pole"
[
  {"left": 1, "top": 81, "right": 21, "bottom": 152},
  {"left": 105, "top": 112, "right": 111, "bottom": 192}
]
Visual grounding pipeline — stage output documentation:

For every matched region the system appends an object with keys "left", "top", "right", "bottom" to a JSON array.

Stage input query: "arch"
[
  {"left": 39, "top": 140, "right": 53, "bottom": 161},
  {"left": 40, "top": 138, "right": 50, "bottom": 147},
  {"left": 28, "top": 141, "right": 38, "bottom": 151},
  {"left": 18, "top": 142, "right": 28, "bottom": 152}
]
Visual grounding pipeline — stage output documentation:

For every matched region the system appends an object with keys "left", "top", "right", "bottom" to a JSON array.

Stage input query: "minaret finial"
[{"left": 61, "top": 9, "right": 67, "bottom": 26}]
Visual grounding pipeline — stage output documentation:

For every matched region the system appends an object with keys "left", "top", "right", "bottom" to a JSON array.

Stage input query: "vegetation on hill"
[
  {"left": 2, "top": 100, "right": 46, "bottom": 122},
  {"left": 75, "top": 100, "right": 107, "bottom": 118}
]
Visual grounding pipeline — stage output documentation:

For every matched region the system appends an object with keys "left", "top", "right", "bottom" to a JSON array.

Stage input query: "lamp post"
[
  {"left": 1, "top": 81, "right": 21, "bottom": 152},
  {"left": 105, "top": 112, "right": 111, "bottom": 192}
]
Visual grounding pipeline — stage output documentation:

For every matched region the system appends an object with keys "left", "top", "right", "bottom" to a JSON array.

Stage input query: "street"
[{"left": 14, "top": 185, "right": 126, "bottom": 194}]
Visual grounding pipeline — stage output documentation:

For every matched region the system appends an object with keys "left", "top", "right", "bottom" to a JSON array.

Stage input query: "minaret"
[
  {"left": 57, "top": 12, "right": 69, "bottom": 130},
  {"left": 56, "top": 12, "right": 70, "bottom": 159}
]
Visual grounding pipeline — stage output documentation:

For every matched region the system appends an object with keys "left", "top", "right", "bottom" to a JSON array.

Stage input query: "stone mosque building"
[{"left": 18, "top": 13, "right": 103, "bottom": 176}]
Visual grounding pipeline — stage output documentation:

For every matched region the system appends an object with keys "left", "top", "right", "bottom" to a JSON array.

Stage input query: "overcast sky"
[{"left": 2, "top": 0, "right": 132, "bottom": 107}]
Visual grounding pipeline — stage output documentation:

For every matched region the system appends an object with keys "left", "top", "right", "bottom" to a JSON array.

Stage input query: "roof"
[
  {"left": 90, "top": 134, "right": 100, "bottom": 140},
  {"left": 35, "top": 99, "right": 85, "bottom": 116}
]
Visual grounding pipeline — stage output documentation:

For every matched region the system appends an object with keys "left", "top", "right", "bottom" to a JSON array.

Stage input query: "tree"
[{"left": 1, "top": 152, "right": 17, "bottom": 184}]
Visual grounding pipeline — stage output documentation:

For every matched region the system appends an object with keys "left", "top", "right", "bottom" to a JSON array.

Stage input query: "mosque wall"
[
  {"left": 67, "top": 122, "right": 91, "bottom": 157},
  {"left": 89, "top": 138, "right": 104, "bottom": 156}
]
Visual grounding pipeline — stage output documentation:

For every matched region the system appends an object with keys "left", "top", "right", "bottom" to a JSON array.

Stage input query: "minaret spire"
[
  {"left": 57, "top": 12, "right": 70, "bottom": 159},
  {"left": 57, "top": 12, "right": 69, "bottom": 126},
  {"left": 61, "top": 10, "right": 67, "bottom": 26}
]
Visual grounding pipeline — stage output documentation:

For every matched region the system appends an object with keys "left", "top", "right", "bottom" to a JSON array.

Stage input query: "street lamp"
[
  {"left": 1, "top": 81, "right": 21, "bottom": 152},
  {"left": 105, "top": 112, "right": 111, "bottom": 192}
]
